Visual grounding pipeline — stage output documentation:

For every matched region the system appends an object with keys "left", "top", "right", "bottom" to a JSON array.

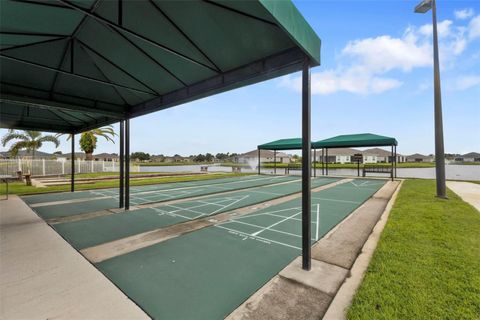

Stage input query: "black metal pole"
[
  {"left": 71, "top": 133, "right": 74, "bottom": 192},
  {"left": 313, "top": 148, "right": 316, "bottom": 177},
  {"left": 391, "top": 145, "right": 394, "bottom": 181},
  {"left": 395, "top": 145, "right": 397, "bottom": 178},
  {"left": 119, "top": 121, "right": 124, "bottom": 208},
  {"left": 257, "top": 148, "right": 260, "bottom": 175},
  {"left": 125, "top": 119, "right": 130, "bottom": 210},
  {"left": 301, "top": 58, "right": 311, "bottom": 271},
  {"left": 431, "top": 0, "right": 447, "bottom": 198},
  {"left": 322, "top": 148, "right": 324, "bottom": 175},
  {"left": 326, "top": 149, "right": 329, "bottom": 176},
  {"left": 274, "top": 150, "right": 277, "bottom": 175}
]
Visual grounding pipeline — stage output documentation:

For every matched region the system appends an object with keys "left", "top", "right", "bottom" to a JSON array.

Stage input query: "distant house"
[
  {"left": 459, "top": 152, "right": 480, "bottom": 162},
  {"left": 317, "top": 148, "right": 361, "bottom": 164},
  {"left": 363, "top": 148, "right": 406, "bottom": 163},
  {"left": 56, "top": 152, "right": 119, "bottom": 162},
  {"left": 236, "top": 150, "right": 291, "bottom": 164},
  {"left": 0, "top": 150, "right": 56, "bottom": 159},
  {"left": 93, "top": 153, "right": 119, "bottom": 162},
  {"left": 406, "top": 153, "right": 434, "bottom": 162},
  {"left": 150, "top": 155, "right": 165, "bottom": 162}
]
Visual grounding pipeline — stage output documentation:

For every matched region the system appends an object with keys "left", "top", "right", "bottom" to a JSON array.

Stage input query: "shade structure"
[
  {"left": 313, "top": 133, "right": 397, "bottom": 149},
  {"left": 258, "top": 138, "right": 305, "bottom": 150},
  {"left": 0, "top": 0, "right": 320, "bottom": 134}
]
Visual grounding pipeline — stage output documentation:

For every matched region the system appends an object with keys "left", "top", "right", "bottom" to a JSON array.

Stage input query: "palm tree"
[
  {"left": 58, "top": 126, "right": 116, "bottom": 160},
  {"left": 1, "top": 130, "right": 60, "bottom": 159}
]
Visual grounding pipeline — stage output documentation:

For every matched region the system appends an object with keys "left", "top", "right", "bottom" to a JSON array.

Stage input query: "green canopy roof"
[
  {"left": 0, "top": 0, "right": 320, "bottom": 134},
  {"left": 313, "top": 133, "right": 397, "bottom": 148},
  {"left": 258, "top": 138, "right": 305, "bottom": 150}
]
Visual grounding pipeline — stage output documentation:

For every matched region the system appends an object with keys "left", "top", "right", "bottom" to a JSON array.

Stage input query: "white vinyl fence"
[{"left": 0, "top": 159, "right": 139, "bottom": 177}]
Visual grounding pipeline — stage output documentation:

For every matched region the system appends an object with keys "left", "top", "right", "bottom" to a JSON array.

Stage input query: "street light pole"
[{"left": 415, "top": 0, "right": 447, "bottom": 198}]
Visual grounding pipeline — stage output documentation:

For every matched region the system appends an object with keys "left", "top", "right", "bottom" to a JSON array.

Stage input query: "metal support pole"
[
  {"left": 257, "top": 148, "right": 261, "bottom": 175},
  {"left": 313, "top": 149, "right": 316, "bottom": 177},
  {"left": 119, "top": 121, "right": 124, "bottom": 208},
  {"left": 71, "top": 133, "right": 74, "bottom": 192},
  {"left": 125, "top": 119, "right": 130, "bottom": 210},
  {"left": 322, "top": 148, "right": 324, "bottom": 175},
  {"left": 326, "top": 149, "right": 329, "bottom": 176},
  {"left": 274, "top": 150, "right": 277, "bottom": 175},
  {"left": 394, "top": 145, "right": 397, "bottom": 178},
  {"left": 432, "top": 0, "right": 446, "bottom": 198},
  {"left": 301, "top": 58, "right": 311, "bottom": 271},
  {"left": 391, "top": 145, "right": 394, "bottom": 181}
]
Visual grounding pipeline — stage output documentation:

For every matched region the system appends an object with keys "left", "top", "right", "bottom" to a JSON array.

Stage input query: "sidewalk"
[
  {"left": 447, "top": 181, "right": 480, "bottom": 212},
  {"left": 0, "top": 195, "right": 149, "bottom": 320}
]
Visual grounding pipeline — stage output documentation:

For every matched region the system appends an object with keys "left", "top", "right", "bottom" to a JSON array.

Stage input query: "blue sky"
[{"left": 1, "top": 0, "right": 479, "bottom": 156}]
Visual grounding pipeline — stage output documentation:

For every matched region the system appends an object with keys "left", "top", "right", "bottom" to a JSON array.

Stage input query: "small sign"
[{"left": 352, "top": 154, "right": 363, "bottom": 162}]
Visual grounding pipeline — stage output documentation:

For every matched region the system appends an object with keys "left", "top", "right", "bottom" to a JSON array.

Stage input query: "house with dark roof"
[
  {"left": 458, "top": 152, "right": 480, "bottom": 162},
  {"left": 236, "top": 150, "right": 291, "bottom": 164},
  {"left": 406, "top": 153, "right": 434, "bottom": 162}
]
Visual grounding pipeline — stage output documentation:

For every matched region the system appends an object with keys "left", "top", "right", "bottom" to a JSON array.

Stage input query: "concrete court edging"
[
  {"left": 0, "top": 195, "right": 150, "bottom": 320},
  {"left": 226, "top": 180, "right": 400, "bottom": 320},
  {"left": 322, "top": 179, "right": 404, "bottom": 320}
]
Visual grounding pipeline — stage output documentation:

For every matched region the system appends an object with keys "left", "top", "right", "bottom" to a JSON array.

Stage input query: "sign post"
[{"left": 352, "top": 153, "right": 363, "bottom": 177}]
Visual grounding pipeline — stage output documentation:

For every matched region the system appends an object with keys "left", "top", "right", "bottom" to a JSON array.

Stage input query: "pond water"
[{"left": 140, "top": 164, "right": 480, "bottom": 181}]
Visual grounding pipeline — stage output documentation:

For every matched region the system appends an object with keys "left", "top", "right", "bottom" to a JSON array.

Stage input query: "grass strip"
[{"left": 347, "top": 179, "right": 480, "bottom": 319}]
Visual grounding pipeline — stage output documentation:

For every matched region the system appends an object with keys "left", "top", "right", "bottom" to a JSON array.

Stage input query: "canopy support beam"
[
  {"left": 131, "top": 48, "right": 305, "bottom": 118},
  {"left": 125, "top": 119, "right": 130, "bottom": 210},
  {"left": 119, "top": 120, "right": 124, "bottom": 208},
  {"left": 391, "top": 145, "right": 394, "bottom": 181},
  {"left": 257, "top": 148, "right": 260, "bottom": 175},
  {"left": 274, "top": 150, "right": 277, "bottom": 174},
  {"left": 70, "top": 133, "right": 75, "bottom": 192},
  {"left": 301, "top": 58, "right": 311, "bottom": 271}
]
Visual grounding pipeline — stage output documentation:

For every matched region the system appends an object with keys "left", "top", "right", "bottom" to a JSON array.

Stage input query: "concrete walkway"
[
  {"left": 447, "top": 181, "right": 480, "bottom": 212},
  {"left": 0, "top": 195, "right": 149, "bottom": 320}
]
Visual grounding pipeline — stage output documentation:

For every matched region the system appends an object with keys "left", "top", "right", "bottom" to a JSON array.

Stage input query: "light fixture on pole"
[{"left": 414, "top": 0, "right": 447, "bottom": 198}]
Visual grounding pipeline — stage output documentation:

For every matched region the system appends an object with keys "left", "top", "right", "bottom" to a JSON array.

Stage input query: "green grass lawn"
[
  {"left": 0, "top": 172, "right": 251, "bottom": 196},
  {"left": 347, "top": 179, "right": 480, "bottom": 319}
]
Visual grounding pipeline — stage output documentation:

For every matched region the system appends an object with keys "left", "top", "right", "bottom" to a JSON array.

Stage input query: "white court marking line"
[
  {"left": 251, "top": 210, "right": 301, "bottom": 237},
  {"left": 155, "top": 196, "right": 248, "bottom": 218},
  {"left": 233, "top": 211, "right": 304, "bottom": 222},
  {"left": 156, "top": 198, "right": 239, "bottom": 215},
  {"left": 209, "top": 195, "right": 250, "bottom": 215},
  {"left": 221, "top": 218, "right": 301, "bottom": 239},
  {"left": 214, "top": 225, "right": 301, "bottom": 250},
  {"left": 153, "top": 208, "right": 193, "bottom": 221},
  {"left": 316, "top": 203, "right": 320, "bottom": 240},
  {"left": 310, "top": 197, "right": 361, "bottom": 204},
  {"left": 229, "top": 207, "right": 301, "bottom": 221}
]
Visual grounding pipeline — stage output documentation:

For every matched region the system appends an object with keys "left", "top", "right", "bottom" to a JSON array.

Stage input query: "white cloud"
[
  {"left": 469, "top": 15, "right": 480, "bottom": 39},
  {"left": 279, "top": 69, "right": 403, "bottom": 95},
  {"left": 279, "top": 14, "right": 478, "bottom": 96},
  {"left": 454, "top": 75, "right": 480, "bottom": 90},
  {"left": 455, "top": 8, "right": 474, "bottom": 20},
  {"left": 342, "top": 34, "right": 431, "bottom": 72},
  {"left": 419, "top": 20, "right": 453, "bottom": 38}
]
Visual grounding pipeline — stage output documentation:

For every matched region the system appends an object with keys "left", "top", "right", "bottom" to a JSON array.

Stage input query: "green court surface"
[
  {"left": 21, "top": 175, "right": 285, "bottom": 205},
  {"left": 96, "top": 179, "right": 385, "bottom": 320},
  {"left": 53, "top": 177, "right": 339, "bottom": 249},
  {"left": 28, "top": 175, "right": 297, "bottom": 220}
]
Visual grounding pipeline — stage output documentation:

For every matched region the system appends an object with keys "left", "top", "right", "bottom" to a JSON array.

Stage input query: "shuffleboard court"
[
  {"left": 28, "top": 175, "right": 297, "bottom": 220},
  {"left": 53, "top": 177, "right": 339, "bottom": 249},
  {"left": 96, "top": 179, "right": 386, "bottom": 320},
  {"left": 21, "top": 175, "right": 283, "bottom": 205}
]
